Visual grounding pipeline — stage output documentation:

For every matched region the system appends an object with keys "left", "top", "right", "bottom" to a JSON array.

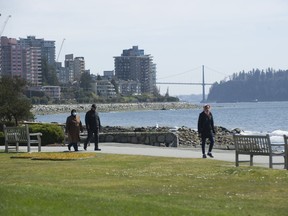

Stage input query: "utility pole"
[{"left": 202, "top": 65, "right": 206, "bottom": 103}]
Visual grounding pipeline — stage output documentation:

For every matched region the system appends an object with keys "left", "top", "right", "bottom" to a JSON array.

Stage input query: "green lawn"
[{"left": 0, "top": 152, "right": 288, "bottom": 216}]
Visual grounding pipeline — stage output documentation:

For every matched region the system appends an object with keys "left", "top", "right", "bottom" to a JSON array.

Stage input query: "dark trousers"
[
  {"left": 201, "top": 133, "right": 214, "bottom": 155},
  {"left": 68, "top": 142, "right": 78, "bottom": 151},
  {"left": 84, "top": 129, "right": 99, "bottom": 149}
]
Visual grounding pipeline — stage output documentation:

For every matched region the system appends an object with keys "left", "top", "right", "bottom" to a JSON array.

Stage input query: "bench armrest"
[
  {"left": 30, "top": 133, "right": 42, "bottom": 136},
  {"left": 270, "top": 143, "right": 285, "bottom": 147}
]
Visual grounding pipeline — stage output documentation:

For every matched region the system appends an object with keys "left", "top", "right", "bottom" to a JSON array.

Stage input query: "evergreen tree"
[
  {"left": 80, "top": 71, "right": 92, "bottom": 91},
  {"left": 42, "top": 59, "right": 59, "bottom": 86},
  {"left": 0, "top": 76, "right": 33, "bottom": 125},
  {"left": 207, "top": 68, "right": 288, "bottom": 102}
]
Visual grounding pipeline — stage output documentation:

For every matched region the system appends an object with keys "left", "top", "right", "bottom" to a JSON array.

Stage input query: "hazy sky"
[{"left": 1, "top": 0, "right": 288, "bottom": 95}]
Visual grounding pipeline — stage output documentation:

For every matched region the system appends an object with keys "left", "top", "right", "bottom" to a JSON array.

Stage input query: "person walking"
[
  {"left": 197, "top": 104, "right": 216, "bottom": 158},
  {"left": 84, "top": 104, "right": 102, "bottom": 151},
  {"left": 66, "top": 109, "right": 83, "bottom": 151}
]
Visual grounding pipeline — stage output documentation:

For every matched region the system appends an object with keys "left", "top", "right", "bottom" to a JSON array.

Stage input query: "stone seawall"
[
  {"left": 79, "top": 132, "right": 178, "bottom": 147},
  {"left": 75, "top": 125, "right": 239, "bottom": 149},
  {"left": 25, "top": 123, "right": 240, "bottom": 149},
  {"left": 32, "top": 102, "right": 200, "bottom": 115}
]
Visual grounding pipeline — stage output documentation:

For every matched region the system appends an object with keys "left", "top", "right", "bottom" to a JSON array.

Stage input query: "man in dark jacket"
[
  {"left": 84, "top": 104, "right": 101, "bottom": 151},
  {"left": 198, "top": 104, "right": 216, "bottom": 158}
]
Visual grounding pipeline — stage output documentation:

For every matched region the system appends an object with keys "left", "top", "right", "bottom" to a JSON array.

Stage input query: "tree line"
[{"left": 207, "top": 68, "right": 288, "bottom": 102}]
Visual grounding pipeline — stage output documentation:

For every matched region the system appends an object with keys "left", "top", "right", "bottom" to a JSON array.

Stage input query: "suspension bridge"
[{"left": 156, "top": 65, "right": 225, "bottom": 102}]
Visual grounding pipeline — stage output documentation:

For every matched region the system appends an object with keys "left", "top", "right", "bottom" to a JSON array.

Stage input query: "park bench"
[
  {"left": 233, "top": 134, "right": 288, "bottom": 169},
  {"left": 4, "top": 124, "right": 42, "bottom": 153},
  {"left": 284, "top": 135, "right": 288, "bottom": 164}
]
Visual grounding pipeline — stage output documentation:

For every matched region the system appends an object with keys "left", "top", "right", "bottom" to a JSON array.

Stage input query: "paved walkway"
[{"left": 0, "top": 143, "right": 286, "bottom": 169}]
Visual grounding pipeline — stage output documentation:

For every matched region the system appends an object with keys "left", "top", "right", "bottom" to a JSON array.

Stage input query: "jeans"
[{"left": 201, "top": 133, "right": 214, "bottom": 155}]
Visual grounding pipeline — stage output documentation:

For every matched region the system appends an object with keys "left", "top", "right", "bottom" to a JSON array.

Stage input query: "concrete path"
[{"left": 0, "top": 143, "right": 286, "bottom": 169}]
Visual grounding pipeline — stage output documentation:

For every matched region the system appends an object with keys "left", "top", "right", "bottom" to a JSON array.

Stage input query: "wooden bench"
[
  {"left": 233, "top": 134, "right": 288, "bottom": 169},
  {"left": 284, "top": 135, "right": 288, "bottom": 168},
  {"left": 4, "top": 124, "right": 42, "bottom": 153}
]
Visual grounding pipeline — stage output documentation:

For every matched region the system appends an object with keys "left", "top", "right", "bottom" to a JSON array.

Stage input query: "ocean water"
[{"left": 35, "top": 101, "right": 288, "bottom": 142}]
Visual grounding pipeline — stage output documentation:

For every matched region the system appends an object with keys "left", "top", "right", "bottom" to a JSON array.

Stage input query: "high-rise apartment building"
[
  {"left": 114, "top": 46, "right": 156, "bottom": 94},
  {"left": 63, "top": 54, "right": 86, "bottom": 84},
  {"left": 25, "top": 46, "right": 42, "bottom": 86},
  {"left": 18, "top": 36, "right": 55, "bottom": 66},
  {"left": 64, "top": 54, "right": 74, "bottom": 83},
  {"left": 74, "top": 57, "right": 85, "bottom": 81},
  {"left": 0, "top": 37, "right": 24, "bottom": 78},
  {"left": 17, "top": 36, "right": 55, "bottom": 86},
  {"left": 1, "top": 35, "right": 57, "bottom": 88}
]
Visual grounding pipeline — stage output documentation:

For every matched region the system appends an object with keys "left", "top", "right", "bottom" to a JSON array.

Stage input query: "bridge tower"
[{"left": 201, "top": 65, "right": 206, "bottom": 103}]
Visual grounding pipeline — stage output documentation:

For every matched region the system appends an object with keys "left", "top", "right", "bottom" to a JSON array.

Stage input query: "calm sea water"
[{"left": 35, "top": 101, "right": 288, "bottom": 141}]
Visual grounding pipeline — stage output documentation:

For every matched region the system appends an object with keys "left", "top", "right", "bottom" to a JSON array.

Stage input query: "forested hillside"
[{"left": 207, "top": 68, "right": 288, "bottom": 102}]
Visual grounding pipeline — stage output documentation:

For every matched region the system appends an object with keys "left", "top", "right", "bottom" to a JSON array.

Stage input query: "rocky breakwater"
[
  {"left": 176, "top": 126, "right": 242, "bottom": 149},
  {"left": 32, "top": 102, "right": 200, "bottom": 115},
  {"left": 101, "top": 126, "right": 242, "bottom": 149}
]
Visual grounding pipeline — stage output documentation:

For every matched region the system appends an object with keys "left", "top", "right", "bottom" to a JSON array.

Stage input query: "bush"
[{"left": 29, "top": 124, "right": 65, "bottom": 145}]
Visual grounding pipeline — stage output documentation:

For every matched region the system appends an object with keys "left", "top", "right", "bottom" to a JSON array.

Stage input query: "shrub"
[{"left": 29, "top": 124, "right": 65, "bottom": 146}]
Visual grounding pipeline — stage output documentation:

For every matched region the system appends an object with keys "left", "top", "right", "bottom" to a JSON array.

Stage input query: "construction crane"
[
  {"left": 0, "top": 15, "right": 12, "bottom": 37},
  {"left": 56, "top": 38, "right": 66, "bottom": 62}
]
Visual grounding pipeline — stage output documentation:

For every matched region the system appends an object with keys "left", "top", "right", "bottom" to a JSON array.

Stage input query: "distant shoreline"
[{"left": 32, "top": 102, "right": 201, "bottom": 115}]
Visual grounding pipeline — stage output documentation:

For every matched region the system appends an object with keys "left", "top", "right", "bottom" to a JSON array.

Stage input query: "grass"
[{"left": 0, "top": 152, "right": 288, "bottom": 216}]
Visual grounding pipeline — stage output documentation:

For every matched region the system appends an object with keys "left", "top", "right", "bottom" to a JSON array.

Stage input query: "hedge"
[{"left": 29, "top": 123, "right": 65, "bottom": 145}]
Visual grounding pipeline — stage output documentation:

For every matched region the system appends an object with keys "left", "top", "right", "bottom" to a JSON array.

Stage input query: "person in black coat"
[
  {"left": 84, "top": 104, "right": 102, "bottom": 151},
  {"left": 197, "top": 104, "right": 216, "bottom": 158}
]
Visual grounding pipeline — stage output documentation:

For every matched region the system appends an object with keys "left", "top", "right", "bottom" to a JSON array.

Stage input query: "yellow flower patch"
[{"left": 10, "top": 152, "right": 97, "bottom": 160}]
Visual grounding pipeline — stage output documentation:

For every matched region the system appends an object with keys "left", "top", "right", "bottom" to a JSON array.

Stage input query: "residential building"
[
  {"left": 114, "top": 46, "right": 156, "bottom": 94},
  {"left": 28, "top": 85, "right": 61, "bottom": 100},
  {"left": 116, "top": 79, "right": 141, "bottom": 96},
  {"left": 103, "top": 70, "right": 114, "bottom": 80},
  {"left": 92, "top": 80, "right": 116, "bottom": 98},
  {"left": 25, "top": 46, "right": 42, "bottom": 86},
  {"left": 17, "top": 36, "right": 56, "bottom": 86},
  {"left": 0, "top": 36, "right": 24, "bottom": 78},
  {"left": 18, "top": 36, "right": 55, "bottom": 66},
  {"left": 42, "top": 85, "right": 61, "bottom": 100},
  {"left": 74, "top": 57, "right": 85, "bottom": 81},
  {"left": 63, "top": 54, "right": 86, "bottom": 84},
  {"left": 64, "top": 54, "right": 74, "bottom": 83},
  {"left": 0, "top": 36, "right": 56, "bottom": 86}
]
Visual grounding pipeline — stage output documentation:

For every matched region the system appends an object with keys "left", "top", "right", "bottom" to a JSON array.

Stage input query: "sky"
[{"left": 1, "top": 0, "right": 288, "bottom": 95}]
